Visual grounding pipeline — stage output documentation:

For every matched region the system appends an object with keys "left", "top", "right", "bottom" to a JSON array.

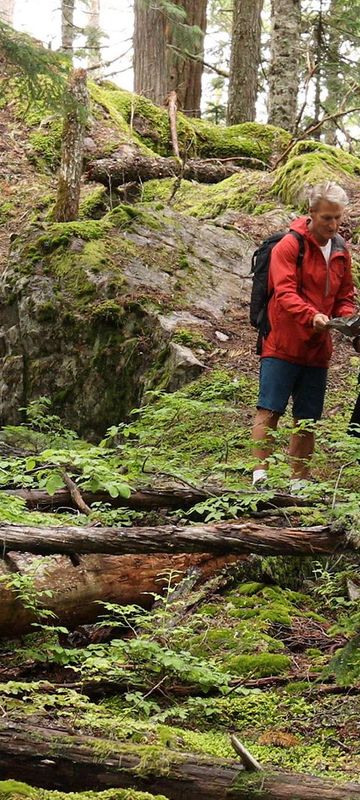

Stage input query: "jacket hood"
[{"left": 289, "top": 216, "right": 311, "bottom": 237}]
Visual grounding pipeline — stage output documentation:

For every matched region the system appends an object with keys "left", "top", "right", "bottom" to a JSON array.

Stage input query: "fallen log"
[
  {"left": 0, "top": 721, "right": 359, "bottom": 800},
  {"left": 0, "top": 519, "right": 351, "bottom": 558},
  {"left": 2, "top": 486, "right": 311, "bottom": 511},
  {"left": 87, "top": 151, "right": 267, "bottom": 187},
  {"left": 0, "top": 551, "right": 238, "bottom": 636}
]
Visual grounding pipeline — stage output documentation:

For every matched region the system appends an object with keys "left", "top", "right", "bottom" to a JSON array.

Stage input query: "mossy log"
[
  {"left": 0, "top": 551, "right": 237, "bottom": 636},
  {"left": 2, "top": 486, "right": 312, "bottom": 512},
  {"left": 0, "top": 721, "right": 359, "bottom": 800},
  {"left": 0, "top": 519, "right": 350, "bottom": 558},
  {"left": 87, "top": 152, "right": 267, "bottom": 187}
]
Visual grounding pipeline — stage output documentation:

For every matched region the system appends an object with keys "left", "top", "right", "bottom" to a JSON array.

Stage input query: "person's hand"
[{"left": 313, "top": 313, "right": 329, "bottom": 331}]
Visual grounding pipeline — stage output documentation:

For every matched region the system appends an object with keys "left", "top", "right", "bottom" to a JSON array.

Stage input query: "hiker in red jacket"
[{"left": 252, "top": 181, "right": 355, "bottom": 491}]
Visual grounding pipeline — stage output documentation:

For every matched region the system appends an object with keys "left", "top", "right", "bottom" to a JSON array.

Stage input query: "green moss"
[
  {"left": 225, "top": 653, "right": 291, "bottom": 677},
  {"left": 235, "top": 582, "right": 266, "bottom": 596},
  {"left": 79, "top": 186, "right": 108, "bottom": 219},
  {"left": 172, "top": 328, "right": 210, "bottom": 350},
  {"left": 0, "top": 781, "right": 35, "bottom": 798},
  {"left": 272, "top": 141, "right": 360, "bottom": 208},
  {"left": 91, "top": 82, "right": 290, "bottom": 162},
  {"left": 143, "top": 172, "right": 275, "bottom": 219},
  {"left": 0, "top": 200, "right": 15, "bottom": 224},
  {"left": 0, "top": 782, "right": 168, "bottom": 800},
  {"left": 90, "top": 300, "right": 125, "bottom": 325},
  {"left": 28, "top": 119, "right": 63, "bottom": 172}
]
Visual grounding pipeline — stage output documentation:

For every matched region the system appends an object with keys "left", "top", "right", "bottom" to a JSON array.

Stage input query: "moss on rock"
[
  {"left": 271, "top": 141, "right": 360, "bottom": 208},
  {"left": 142, "top": 172, "right": 275, "bottom": 219}
]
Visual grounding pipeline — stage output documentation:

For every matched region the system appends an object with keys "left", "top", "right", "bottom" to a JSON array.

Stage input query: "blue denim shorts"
[{"left": 257, "top": 357, "right": 328, "bottom": 420}]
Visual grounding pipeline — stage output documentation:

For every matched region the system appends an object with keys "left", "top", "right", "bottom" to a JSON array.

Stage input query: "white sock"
[{"left": 252, "top": 469, "right": 267, "bottom": 485}]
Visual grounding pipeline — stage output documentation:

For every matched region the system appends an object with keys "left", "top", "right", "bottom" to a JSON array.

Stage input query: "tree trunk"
[
  {"left": 133, "top": 0, "right": 167, "bottom": 106},
  {"left": 0, "top": 519, "right": 350, "bottom": 558},
  {"left": 54, "top": 68, "right": 89, "bottom": 222},
  {"left": 324, "top": 0, "right": 341, "bottom": 144},
  {"left": 227, "top": 0, "right": 264, "bottom": 125},
  {"left": 0, "top": 550, "right": 237, "bottom": 635},
  {"left": 87, "top": 150, "right": 267, "bottom": 187},
  {"left": 0, "top": 0, "right": 15, "bottom": 24},
  {"left": 268, "top": 0, "right": 301, "bottom": 131},
  {"left": 0, "top": 721, "right": 359, "bottom": 800},
  {"left": 166, "top": 0, "right": 208, "bottom": 117},
  {"left": 61, "top": 0, "right": 76, "bottom": 53},
  {"left": 86, "top": 0, "right": 101, "bottom": 72},
  {"left": 133, "top": 0, "right": 207, "bottom": 114},
  {"left": 2, "top": 486, "right": 311, "bottom": 512}
]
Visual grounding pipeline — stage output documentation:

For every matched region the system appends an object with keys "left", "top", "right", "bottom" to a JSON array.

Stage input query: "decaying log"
[
  {"left": 0, "top": 721, "right": 359, "bottom": 800},
  {"left": 2, "top": 485, "right": 312, "bottom": 511},
  {"left": 0, "top": 551, "right": 238, "bottom": 636},
  {"left": 0, "top": 519, "right": 350, "bottom": 558},
  {"left": 87, "top": 151, "right": 267, "bottom": 187}
]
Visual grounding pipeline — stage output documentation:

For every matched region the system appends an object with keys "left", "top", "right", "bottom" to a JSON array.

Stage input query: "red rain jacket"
[{"left": 261, "top": 216, "right": 355, "bottom": 367}]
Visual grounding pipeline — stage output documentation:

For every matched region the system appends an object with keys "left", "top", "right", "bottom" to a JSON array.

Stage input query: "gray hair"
[{"left": 309, "top": 181, "right": 348, "bottom": 209}]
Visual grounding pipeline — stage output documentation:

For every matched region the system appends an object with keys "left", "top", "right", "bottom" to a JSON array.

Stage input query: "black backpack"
[{"left": 250, "top": 230, "right": 305, "bottom": 352}]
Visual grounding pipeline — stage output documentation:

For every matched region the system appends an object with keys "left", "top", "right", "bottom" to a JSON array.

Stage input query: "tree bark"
[
  {"left": 133, "top": 0, "right": 207, "bottom": 114},
  {"left": 0, "top": 550, "right": 237, "bottom": 636},
  {"left": 54, "top": 68, "right": 89, "bottom": 222},
  {"left": 86, "top": 0, "right": 101, "bottom": 72},
  {"left": 133, "top": 0, "right": 167, "bottom": 106},
  {"left": 0, "top": 721, "right": 359, "bottom": 800},
  {"left": 87, "top": 151, "right": 266, "bottom": 187},
  {"left": 2, "top": 486, "right": 313, "bottom": 512},
  {"left": 268, "top": 0, "right": 301, "bottom": 131},
  {"left": 166, "top": 0, "right": 208, "bottom": 117},
  {"left": 0, "top": 0, "right": 15, "bottom": 24},
  {"left": 0, "top": 520, "right": 350, "bottom": 558},
  {"left": 227, "top": 0, "right": 264, "bottom": 125},
  {"left": 323, "top": 0, "right": 341, "bottom": 144},
  {"left": 61, "top": 0, "right": 76, "bottom": 53}
]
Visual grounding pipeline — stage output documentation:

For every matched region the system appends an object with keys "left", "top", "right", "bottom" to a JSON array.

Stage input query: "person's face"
[{"left": 309, "top": 199, "right": 344, "bottom": 245}]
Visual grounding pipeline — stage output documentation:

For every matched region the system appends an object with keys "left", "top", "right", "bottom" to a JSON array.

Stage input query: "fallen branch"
[
  {"left": 87, "top": 151, "right": 267, "bottom": 187},
  {"left": 0, "top": 519, "right": 351, "bottom": 557},
  {"left": 2, "top": 485, "right": 314, "bottom": 512},
  {"left": 0, "top": 721, "right": 359, "bottom": 799},
  {"left": 167, "top": 90, "right": 180, "bottom": 158}
]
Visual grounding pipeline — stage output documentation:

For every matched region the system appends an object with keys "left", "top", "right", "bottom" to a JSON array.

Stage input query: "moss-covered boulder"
[{"left": 0, "top": 204, "right": 252, "bottom": 437}]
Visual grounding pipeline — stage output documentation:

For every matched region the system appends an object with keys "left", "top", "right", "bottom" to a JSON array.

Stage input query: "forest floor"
[{"left": 0, "top": 97, "right": 360, "bottom": 800}]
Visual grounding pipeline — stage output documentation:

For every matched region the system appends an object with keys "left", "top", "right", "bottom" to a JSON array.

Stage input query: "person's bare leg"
[
  {"left": 252, "top": 408, "right": 280, "bottom": 470},
  {"left": 289, "top": 419, "right": 315, "bottom": 479}
]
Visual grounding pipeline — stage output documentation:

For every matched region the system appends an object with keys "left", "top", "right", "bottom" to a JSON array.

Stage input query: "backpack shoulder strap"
[{"left": 288, "top": 230, "right": 305, "bottom": 268}]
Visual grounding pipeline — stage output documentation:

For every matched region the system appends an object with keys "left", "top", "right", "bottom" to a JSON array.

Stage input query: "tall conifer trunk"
[
  {"left": 166, "top": 0, "right": 207, "bottom": 117},
  {"left": 61, "top": 0, "right": 76, "bottom": 54},
  {"left": 227, "top": 0, "right": 264, "bottom": 125},
  {"left": 87, "top": 0, "right": 101, "bottom": 71},
  {"left": 268, "top": 0, "right": 301, "bottom": 131},
  {"left": 133, "top": 0, "right": 167, "bottom": 107},
  {"left": 0, "top": 0, "right": 15, "bottom": 25},
  {"left": 133, "top": 0, "right": 207, "bottom": 115}
]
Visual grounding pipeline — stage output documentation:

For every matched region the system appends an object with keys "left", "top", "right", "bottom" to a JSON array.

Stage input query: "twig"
[
  {"left": 61, "top": 472, "right": 91, "bottom": 515},
  {"left": 166, "top": 90, "right": 180, "bottom": 159},
  {"left": 272, "top": 106, "right": 360, "bottom": 171},
  {"left": 230, "top": 734, "right": 263, "bottom": 772}
]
